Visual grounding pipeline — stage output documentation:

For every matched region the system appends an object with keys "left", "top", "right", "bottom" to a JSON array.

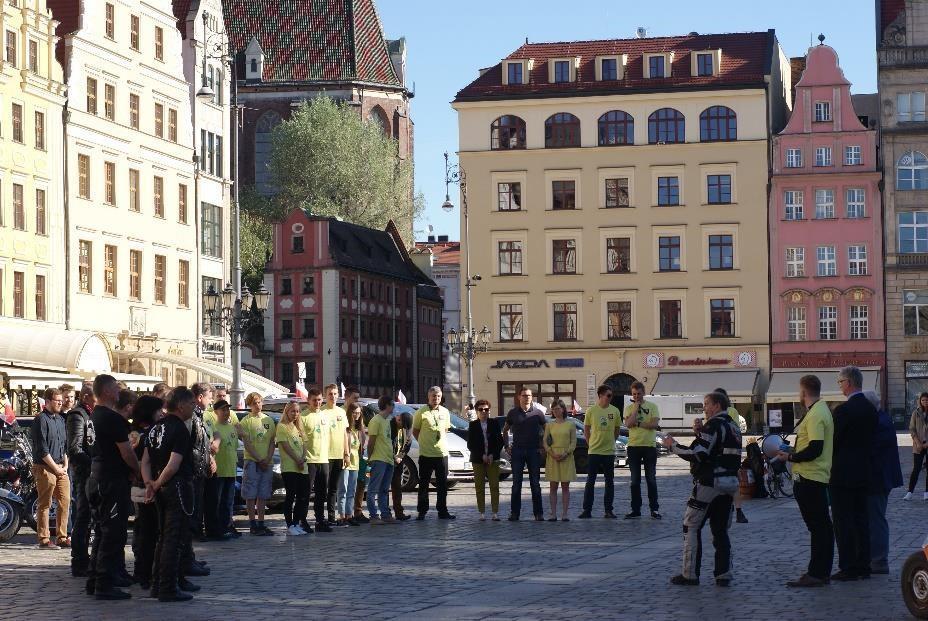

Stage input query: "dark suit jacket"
[
  {"left": 830, "top": 392, "right": 878, "bottom": 489},
  {"left": 467, "top": 418, "right": 504, "bottom": 463}
]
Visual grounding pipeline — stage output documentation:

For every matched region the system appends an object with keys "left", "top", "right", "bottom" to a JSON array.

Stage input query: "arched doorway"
[{"left": 603, "top": 373, "right": 637, "bottom": 411}]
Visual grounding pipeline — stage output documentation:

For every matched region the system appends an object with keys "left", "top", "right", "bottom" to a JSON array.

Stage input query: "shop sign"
[
  {"left": 667, "top": 356, "right": 729, "bottom": 367},
  {"left": 774, "top": 354, "right": 884, "bottom": 369},
  {"left": 201, "top": 340, "right": 225, "bottom": 355},
  {"left": 490, "top": 359, "right": 550, "bottom": 370},
  {"left": 912, "top": 341, "right": 928, "bottom": 354},
  {"left": 555, "top": 358, "right": 584, "bottom": 368},
  {"left": 907, "top": 362, "right": 928, "bottom": 378}
]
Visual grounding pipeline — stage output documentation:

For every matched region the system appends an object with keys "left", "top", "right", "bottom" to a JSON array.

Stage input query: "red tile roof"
[
  {"left": 221, "top": 0, "right": 400, "bottom": 86},
  {"left": 415, "top": 242, "right": 460, "bottom": 266},
  {"left": 172, "top": 0, "right": 194, "bottom": 38},
  {"left": 455, "top": 31, "right": 775, "bottom": 102}
]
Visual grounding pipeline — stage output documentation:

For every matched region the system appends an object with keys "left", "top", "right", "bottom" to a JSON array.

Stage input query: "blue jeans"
[
  {"left": 583, "top": 454, "right": 615, "bottom": 513},
  {"left": 627, "top": 446, "right": 659, "bottom": 512},
  {"left": 867, "top": 490, "right": 889, "bottom": 571},
  {"left": 367, "top": 461, "right": 394, "bottom": 518},
  {"left": 510, "top": 446, "right": 543, "bottom": 518},
  {"left": 338, "top": 469, "right": 359, "bottom": 517}
]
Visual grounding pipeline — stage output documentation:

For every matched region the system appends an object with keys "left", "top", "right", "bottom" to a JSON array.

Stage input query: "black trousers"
[
  {"left": 909, "top": 451, "right": 927, "bottom": 493},
  {"left": 794, "top": 477, "right": 834, "bottom": 580},
  {"left": 307, "top": 463, "right": 329, "bottom": 524},
  {"left": 85, "top": 476, "right": 129, "bottom": 591},
  {"left": 70, "top": 470, "right": 92, "bottom": 572},
  {"left": 628, "top": 446, "right": 659, "bottom": 512},
  {"left": 191, "top": 476, "right": 205, "bottom": 536},
  {"left": 417, "top": 456, "right": 449, "bottom": 515},
  {"left": 179, "top": 476, "right": 202, "bottom": 572},
  {"left": 327, "top": 459, "right": 344, "bottom": 521},
  {"left": 830, "top": 485, "right": 871, "bottom": 576},
  {"left": 132, "top": 498, "right": 159, "bottom": 583},
  {"left": 151, "top": 479, "right": 192, "bottom": 598},
  {"left": 282, "top": 472, "right": 310, "bottom": 527},
  {"left": 583, "top": 454, "right": 616, "bottom": 513}
]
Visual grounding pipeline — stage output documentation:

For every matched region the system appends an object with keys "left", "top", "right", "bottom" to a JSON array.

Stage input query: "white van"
[{"left": 622, "top": 394, "right": 705, "bottom": 433}]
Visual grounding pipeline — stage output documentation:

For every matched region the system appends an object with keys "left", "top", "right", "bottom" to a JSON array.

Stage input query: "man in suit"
[
  {"left": 466, "top": 400, "right": 504, "bottom": 520},
  {"left": 829, "top": 366, "right": 878, "bottom": 581}
]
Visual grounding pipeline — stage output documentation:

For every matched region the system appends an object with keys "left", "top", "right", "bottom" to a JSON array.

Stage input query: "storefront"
[{"left": 766, "top": 366, "right": 882, "bottom": 432}]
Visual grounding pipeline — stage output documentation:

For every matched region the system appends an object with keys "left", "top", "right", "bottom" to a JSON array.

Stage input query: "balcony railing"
[
  {"left": 897, "top": 253, "right": 928, "bottom": 268},
  {"left": 879, "top": 46, "right": 928, "bottom": 67}
]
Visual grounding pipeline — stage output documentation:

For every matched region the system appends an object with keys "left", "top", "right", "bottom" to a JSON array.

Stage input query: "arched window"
[
  {"left": 648, "top": 108, "right": 685, "bottom": 144},
  {"left": 254, "top": 110, "right": 282, "bottom": 196},
  {"left": 699, "top": 106, "right": 737, "bottom": 141},
  {"left": 368, "top": 105, "right": 391, "bottom": 137},
  {"left": 490, "top": 115, "right": 526, "bottom": 150},
  {"left": 544, "top": 113, "right": 580, "bottom": 148},
  {"left": 598, "top": 111, "right": 634, "bottom": 146},
  {"left": 897, "top": 151, "right": 928, "bottom": 190}
]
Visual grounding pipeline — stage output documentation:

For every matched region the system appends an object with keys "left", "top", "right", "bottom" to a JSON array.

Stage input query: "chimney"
[
  {"left": 437, "top": 235, "right": 449, "bottom": 242},
  {"left": 427, "top": 235, "right": 436, "bottom": 243}
]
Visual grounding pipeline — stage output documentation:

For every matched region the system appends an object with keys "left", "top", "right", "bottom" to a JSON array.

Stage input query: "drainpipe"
[{"left": 62, "top": 105, "right": 70, "bottom": 330}]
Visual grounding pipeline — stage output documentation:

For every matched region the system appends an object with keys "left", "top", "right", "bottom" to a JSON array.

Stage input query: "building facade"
[
  {"left": 453, "top": 31, "right": 791, "bottom": 423},
  {"left": 878, "top": 0, "right": 928, "bottom": 416},
  {"left": 768, "top": 42, "right": 884, "bottom": 427},
  {"left": 264, "top": 210, "right": 442, "bottom": 401}
]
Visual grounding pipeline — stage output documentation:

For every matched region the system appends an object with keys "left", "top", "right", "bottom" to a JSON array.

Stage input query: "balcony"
[
  {"left": 879, "top": 46, "right": 928, "bottom": 68},
  {"left": 897, "top": 253, "right": 928, "bottom": 269}
]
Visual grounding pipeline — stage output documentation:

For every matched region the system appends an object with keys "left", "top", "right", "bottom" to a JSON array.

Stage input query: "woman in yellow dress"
[{"left": 544, "top": 399, "right": 577, "bottom": 521}]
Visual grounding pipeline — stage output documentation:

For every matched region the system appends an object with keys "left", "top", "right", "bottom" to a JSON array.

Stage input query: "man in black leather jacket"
[{"left": 66, "top": 384, "right": 95, "bottom": 577}]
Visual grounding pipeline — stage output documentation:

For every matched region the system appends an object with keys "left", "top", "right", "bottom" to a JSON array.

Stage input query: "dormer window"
[
  {"left": 645, "top": 53, "right": 673, "bottom": 79},
  {"left": 244, "top": 36, "right": 264, "bottom": 81},
  {"left": 697, "top": 53, "right": 713, "bottom": 76},
  {"left": 691, "top": 50, "right": 721, "bottom": 77},
  {"left": 507, "top": 62, "right": 523, "bottom": 85},
  {"left": 649, "top": 56, "right": 665, "bottom": 78},
  {"left": 548, "top": 57, "right": 578, "bottom": 83},
  {"left": 554, "top": 60, "right": 570, "bottom": 82},
  {"left": 595, "top": 55, "right": 625, "bottom": 81},
  {"left": 814, "top": 101, "right": 832, "bottom": 122}
]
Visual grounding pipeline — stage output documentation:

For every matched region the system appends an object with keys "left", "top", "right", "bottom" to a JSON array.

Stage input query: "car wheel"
[
  {"left": 401, "top": 456, "right": 419, "bottom": 493},
  {"left": 498, "top": 472, "right": 511, "bottom": 480},
  {"left": 903, "top": 550, "right": 928, "bottom": 619},
  {"left": 574, "top": 449, "right": 589, "bottom": 474}
]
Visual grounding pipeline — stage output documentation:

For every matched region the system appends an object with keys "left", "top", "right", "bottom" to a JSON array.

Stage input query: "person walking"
[
  {"left": 580, "top": 385, "right": 622, "bottom": 519},
  {"left": 31, "top": 387, "right": 71, "bottom": 549},
  {"left": 503, "top": 387, "right": 546, "bottom": 521},
  {"left": 67, "top": 383, "right": 95, "bottom": 577},
  {"left": 905, "top": 392, "right": 928, "bottom": 501},
  {"left": 366, "top": 396, "right": 396, "bottom": 524},
  {"left": 204, "top": 400, "right": 238, "bottom": 541},
  {"left": 662, "top": 391, "right": 742, "bottom": 587},
  {"left": 623, "top": 382, "right": 661, "bottom": 520},
  {"left": 544, "top": 400, "right": 576, "bottom": 522},
  {"left": 237, "top": 392, "right": 276, "bottom": 536},
  {"left": 467, "top": 399, "right": 504, "bottom": 521},
  {"left": 276, "top": 401, "right": 309, "bottom": 536},
  {"left": 778, "top": 375, "right": 835, "bottom": 588},
  {"left": 863, "top": 391, "right": 903, "bottom": 575},
  {"left": 130, "top": 396, "right": 163, "bottom": 590},
  {"left": 300, "top": 388, "right": 332, "bottom": 533},
  {"left": 338, "top": 403, "right": 363, "bottom": 526},
  {"left": 829, "top": 366, "right": 878, "bottom": 581},
  {"left": 413, "top": 387, "right": 455, "bottom": 520},
  {"left": 322, "top": 383, "right": 349, "bottom": 526},
  {"left": 390, "top": 408, "right": 413, "bottom": 521}
]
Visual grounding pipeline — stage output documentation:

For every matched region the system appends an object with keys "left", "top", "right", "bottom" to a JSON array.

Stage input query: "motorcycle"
[
  {"left": 903, "top": 535, "right": 928, "bottom": 619},
  {"left": 0, "top": 421, "right": 44, "bottom": 540}
]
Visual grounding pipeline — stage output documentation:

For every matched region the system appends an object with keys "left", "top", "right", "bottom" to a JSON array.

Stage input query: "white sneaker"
[
  {"left": 287, "top": 525, "right": 304, "bottom": 536},
  {"left": 479, "top": 512, "right": 486, "bottom": 521},
  {"left": 904, "top": 492, "right": 913, "bottom": 501},
  {"left": 293, "top": 524, "right": 308, "bottom": 535}
]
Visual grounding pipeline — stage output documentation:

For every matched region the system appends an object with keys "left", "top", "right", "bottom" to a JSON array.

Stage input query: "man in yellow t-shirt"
[
  {"left": 322, "top": 383, "right": 349, "bottom": 524},
  {"left": 412, "top": 386, "right": 454, "bottom": 520},
  {"left": 580, "top": 385, "right": 622, "bottom": 519},
  {"left": 366, "top": 396, "right": 396, "bottom": 523},
  {"left": 777, "top": 375, "right": 835, "bottom": 587},
  {"left": 236, "top": 397, "right": 276, "bottom": 535},
  {"left": 205, "top": 400, "right": 238, "bottom": 539},
  {"left": 623, "top": 381, "right": 661, "bottom": 520},
  {"left": 300, "top": 388, "right": 332, "bottom": 532}
]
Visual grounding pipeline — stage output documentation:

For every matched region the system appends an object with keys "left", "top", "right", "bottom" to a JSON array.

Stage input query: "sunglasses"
[{"left": 476, "top": 407, "right": 490, "bottom": 412}]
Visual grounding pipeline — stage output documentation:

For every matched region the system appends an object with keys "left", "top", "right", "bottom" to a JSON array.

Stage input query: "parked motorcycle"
[
  {"left": 903, "top": 536, "right": 928, "bottom": 619},
  {"left": 0, "top": 421, "right": 44, "bottom": 540}
]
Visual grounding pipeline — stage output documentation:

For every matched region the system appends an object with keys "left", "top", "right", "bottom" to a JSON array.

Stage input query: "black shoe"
[
  {"left": 533, "top": 514, "right": 544, "bottom": 521},
  {"left": 249, "top": 526, "right": 261, "bottom": 535},
  {"left": 195, "top": 559, "right": 209, "bottom": 568},
  {"left": 438, "top": 513, "right": 457, "bottom": 520},
  {"left": 416, "top": 513, "right": 426, "bottom": 521},
  {"left": 787, "top": 574, "right": 827, "bottom": 588},
  {"left": 547, "top": 517, "right": 558, "bottom": 522},
  {"left": 736, "top": 509, "right": 748, "bottom": 524},
  {"left": 831, "top": 571, "right": 858, "bottom": 582},
  {"left": 72, "top": 568, "right": 90, "bottom": 578},
  {"left": 205, "top": 532, "right": 233, "bottom": 541},
  {"left": 178, "top": 578, "right": 201, "bottom": 592},
  {"left": 347, "top": 518, "right": 360, "bottom": 526},
  {"left": 158, "top": 591, "right": 194, "bottom": 602},
  {"left": 578, "top": 511, "right": 592, "bottom": 519},
  {"left": 507, "top": 515, "right": 519, "bottom": 521},
  {"left": 227, "top": 529, "right": 242, "bottom": 539},
  {"left": 85, "top": 579, "right": 95, "bottom": 596},
  {"left": 184, "top": 563, "right": 210, "bottom": 577},
  {"left": 716, "top": 578, "right": 731, "bottom": 587},
  {"left": 138, "top": 580, "right": 150, "bottom": 591},
  {"left": 395, "top": 514, "right": 411, "bottom": 521},
  {"left": 299, "top": 522, "right": 315, "bottom": 534},
  {"left": 624, "top": 511, "right": 641, "bottom": 519},
  {"left": 316, "top": 522, "right": 333, "bottom": 533},
  {"left": 259, "top": 526, "right": 274, "bottom": 536},
  {"left": 112, "top": 575, "right": 133, "bottom": 588},
  {"left": 670, "top": 575, "right": 699, "bottom": 586},
  {"left": 859, "top": 572, "right": 871, "bottom": 580},
  {"left": 355, "top": 513, "right": 370, "bottom": 524},
  {"left": 96, "top": 588, "right": 132, "bottom": 600},
  {"left": 651, "top": 511, "right": 662, "bottom": 520},
  {"left": 603, "top": 511, "right": 618, "bottom": 519}
]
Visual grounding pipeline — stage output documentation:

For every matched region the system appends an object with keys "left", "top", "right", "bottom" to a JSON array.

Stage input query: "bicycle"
[{"left": 759, "top": 432, "right": 794, "bottom": 499}]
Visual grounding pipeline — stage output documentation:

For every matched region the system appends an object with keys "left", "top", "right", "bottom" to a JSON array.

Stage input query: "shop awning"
[
  {"left": 70, "top": 370, "right": 163, "bottom": 392},
  {"left": 0, "top": 325, "right": 111, "bottom": 372},
  {"left": 0, "top": 365, "right": 84, "bottom": 390},
  {"left": 126, "top": 352, "right": 287, "bottom": 398},
  {"left": 651, "top": 369, "right": 759, "bottom": 403},
  {"left": 766, "top": 368, "right": 881, "bottom": 404}
]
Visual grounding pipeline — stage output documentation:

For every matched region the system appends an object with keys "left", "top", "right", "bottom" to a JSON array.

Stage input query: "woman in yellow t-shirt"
[
  {"left": 337, "top": 403, "right": 363, "bottom": 526},
  {"left": 277, "top": 402, "right": 310, "bottom": 536},
  {"left": 544, "top": 400, "right": 577, "bottom": 521}
]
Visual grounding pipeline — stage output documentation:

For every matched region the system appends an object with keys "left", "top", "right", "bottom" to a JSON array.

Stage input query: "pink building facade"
[{"left": 769, "top": 43, "right": 884, "bottom": 420}]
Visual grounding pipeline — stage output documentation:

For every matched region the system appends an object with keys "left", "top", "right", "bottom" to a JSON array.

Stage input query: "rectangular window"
[
  {"left": 154, "top": 254, "right": 166, "bottom": 304},
  {"left": 280, "top": 363, "right": 294, "bottom": 386},
  {"left": 658, "top": 236, "right": 681, "bottom": 271},
  {"left": 130, "top": 15, "right": 139, "bottom": 51},
  {"left": 168, "top": 108, "right": 177, "bottom": 142},
  {"left": 552, "top": 180, "right": 576, "bottom": 210},
  {"left": 786, "top": 148, "right": 803, "bottom": 168},
  {"left": 659, "top": 300, "right": 682, "bottom": 338},
  {"left": 784, "top": 190, "right": 804, "bottom": 220},
  {"left": 129, "top": 93, "right": 139, "bottom": 129},
  {"left": 102, "top": 161, "right": 115, "bottom": 205},
  {"left": 280, "top": 319, "right": 292, "bottom": 340},
  {"left": 11, "top": 102, "right": 22, "bottom": 143},
  {"left": 35, "top": 188, "right": 45, "bottom": 235},
  {"left": 844, "top": 145, "right": 862, "bottom": 165},
  {"left": 606, "top": 237, "right": 631, "bottom": 273},
  {"left": 202, "top": 276, "right": 220, "bottom": 335},
  {"left": 291, "top": 235, "right": 304, "bottom": 253},
  {"left": 657, "top": 176, "right": 679, "bottom": 206},
  {"left": 710, "top": 298, "right": 735, "bottom": 337},
  {"left": 12, "top": 183, "right": 22, "bottom": 230},
  {"left": 199, "top": 129, "right": 206, "bottom": 171},
  {"left": 897, "top": 92, "right": 926, "bottom": 122},
  {"left": 707, "top": 174, "right": 731, "bottom": 204},
  {"left": 207, "top": 133, "right": 215, "bottom": 175},
  {"left": 201, "top": 203, "right": 222, "bottom": 257},
  {"left": 554, "top": 60, "right": 570, "bottom": 82},
  {"left": 178, "top": 184, "right": 187, "bottom": 223},
  {"left": 497, "top": 182, "right": 522, "bottom": 211},
  {"left": 904, "top": 290, "right": 928, "bottom": 336},
  {"left": 850, "top": 305, "right": 868, "bottom": 339},
  {"left": 105, "top": 3, "right": 115, "bottom": 39},
  {"left": 605, "top": 177, "right": 629, "bottom": 208},
  {"left": 785, "top": 247, "right": 805, "bottom": 277},
  {"left": 78, "top": 154, "right": 90, "bottom": 199},
  {"left": 5, "top": 30, "right": 15, "bottom": 66},
  {"left": 553, "top": 302, "right": 577, "bottom": 340},
  {"left": 128, "top": 169, "right": 139, "bottom": 211},
  {"left": 818, "top": 306, "right": 837, "bottom": 340},
  {"left": 507, "top": 62, "right": 522, "bottom": 84},
  {"left": 104, "top": 84, "right": 115, "bottom": 120},
  {"left": 649, "top": 55, "right": 665, "bottom": 78},
  {"left": 302, "top": 318, "right": 315, "bottom": 339},
  {"left": 178, "top": 260, "right": 189, "bottom": 307},
  {"left": 814, "top": 146, "right": 832, "bottom": 167},
  {"left": 302, "top": 276, "right": 314, "bottom": 294},
  {"left": 13, "top": 271, "right": 23, "bottom": 318},
  {"left": 498, "top": 240, "right": 523, "bottom": 275},
  {"left": 86, "top": 77, "right": 97, "bottom": 115},
  {"left": 708, "top": 234, "right": 734, "bottom": 270},
  {"left": 215, "top": 136, "right": 223, "bottom": 177},
  {"left": 815, "top": 189, "right": 835, "bottom": 219},
  {"left": 34, "top": 274, "right": 45, "bottom": 321},
  {"left": 607, "top": 301, "right": 632, "bottom": 340},
  {"left": 814, "top": 101, "right": 832, "bottom": 122},
  {"left": 78, "top": 240, "right": 92, "bottom": 293},
  {"left": 154, "top": 26, "right": 164, "bottom": 61},
  {"left": 816, "top": 246, "right": 837, "bottom": 276},
  {"left": 552, "top": 239, "right": 576, "bottom": 274},
  {"left": 848, "top": 245, "right": 868, "bottom": 275},
  {"left": 153, "top": 176, "right": 163, "bottom": 217},
  {"left": 34, "top": 110, "right": 44, "bottom": 149},
  {"left": 601, "top": 58, "right": 618, "bottom": 80},
  {"left": 28, "top": 39, "right": 37, "bottom": 73},
  {"left": 104, "top": 244, "right": 116, "bottom": 296},
  {"left": 899, "top": 212, "right": 928, "bottom": 253},
  {"left": 154, "top": 103, "right": 163, "bottom": 138},
  {"left": 129, "top": 249, "right": 141, "bottom": 300},
  {"left": 846, "top": 188, "right": 865, "bottom": 218},
  {"left": 787, "top": 306, "right": 806, "bottom": 341},
  {"left": 696, "top": 53, "right": 713, "bottom": 76}
]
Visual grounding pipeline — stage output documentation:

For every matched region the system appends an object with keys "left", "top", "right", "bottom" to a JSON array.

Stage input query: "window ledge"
[
  {"left": 812, "top": 217, "right": 838, "bottom": 221},
  {"left": 550, "top": 272, "right": 581, "bottom": 276},
  {"left": 704, "top": 268, "right": 738, "bottom": 272},
  {"left": 656, "top": 337, "right": 687, "bottom": 341},
  {"left": 497, "top": 273, "right": 528, "bottom": 277},
  {"left": 653, "top": 204, "right": 684, "bottom": 208},
  {"left": 602, "top": 271, "right": 635, "bottom": 275},
  {"left": 600, "top": 205, "right": 635, "bottom": 210},
  {"left": 604, "top": 338, "right": 636, "bottom": 343},
  {"left": 703, "top": 202, "right": 737, "bottom": 207},
  {"left": 494, "top": 209, "right": 526, "bottom": 214},
  {"left": 708, "top": 335, "right": 739, "bottom": 339},
  {"left": 654, "top": 270, "right": 686, "bottom": 274},
  {"left": 781, "top": 218, "right": 807, "bottom": 222},
  {"left": 813, "top": 274, "right": 839, "bottom": 278}
]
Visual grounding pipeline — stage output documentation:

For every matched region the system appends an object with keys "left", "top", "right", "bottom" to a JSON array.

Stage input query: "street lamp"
[
  {"left": 203, "top": 281, "right": 270, "bottom": 347},
  {"left": 441, "top": 151, "right": 487, "bottom": 407}
]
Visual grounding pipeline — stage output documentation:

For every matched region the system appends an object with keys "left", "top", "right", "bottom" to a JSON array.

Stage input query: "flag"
[
  {"left": 338, "top": 382, "right": 346, "bottom": 399},
  {"left": 1, "top": 393, "right": 14, "bottom": 425},
  {"left": 36, "top": 396, "right": 45, "bottom": 412},
  {"left": 396, "top": 389, "right": 407, "bottom": 405},
  {"left": 573, "top": 400, "right": 582, "bottom": 414},
  {"left": 295, "top": 380, "right": 308, "bottom": 400}
]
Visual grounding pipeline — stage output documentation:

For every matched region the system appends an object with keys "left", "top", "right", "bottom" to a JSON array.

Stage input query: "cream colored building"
[{"left": 453, "top": 31, "right": 790, "bottom": 426}]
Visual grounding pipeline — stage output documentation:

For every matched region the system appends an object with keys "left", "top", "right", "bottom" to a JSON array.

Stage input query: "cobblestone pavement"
[{"left": 1, "top": 438, "right": 923, "bottom": 620}]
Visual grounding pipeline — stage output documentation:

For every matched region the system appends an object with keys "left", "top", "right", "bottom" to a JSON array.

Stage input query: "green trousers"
[{"left": 473, "top": 461, "right": 500, "bottom": 514}]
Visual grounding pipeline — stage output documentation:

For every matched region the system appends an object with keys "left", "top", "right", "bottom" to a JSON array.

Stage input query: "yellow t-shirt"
[
  {"left": 300, "top": 409, "right": 330, "bottom": 464},
  {"left": 412, "top": 405, "right": 450, "bottom": 458},
  {"left": 367, "top": 415, "right": 393, "bottom": 464},
  {"left": 203, "top": 410, "right": 217, "bottom": 439},
  {"left": 213, "top": 421, "right": 238, "bottom": 478},
  {"left": 347, "top": 428, "right": 361, "bottom": 471},
  {"left": 238, "top": 413, "right": 275, "bottom": 462},
  {"left": 585, "top": 404, "right": 621, "bottom": 455},
  {"left": 792, "top": 400, "right": 834, "bottom": 484},
  {"left": 624, "top": 400, "right": 660, "bottom": 447},
  {"left": 276, "top": 422, "right": 308, "bottom": 474},
  {"left": 727, "top": 407, "right": 747, "bottom": 433},
  {"left": 323, "top": 404, "right": 348, "bottom": 461}
]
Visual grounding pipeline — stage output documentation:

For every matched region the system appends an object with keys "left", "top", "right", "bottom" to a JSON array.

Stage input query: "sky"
[{"left": 377, "top": 0, "right": 879, "bottom": 241}]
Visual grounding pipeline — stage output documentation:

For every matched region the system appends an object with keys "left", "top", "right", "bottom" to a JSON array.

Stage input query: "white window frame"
[
  {"left": 601, "top": 291, "right": 637, "bottom": 341},
  {"left": 785, "top": 247, "right": 805, "bottom": 277},
  {"left": 598, "top": 166, "right": 635, "bottom": 208},
  {"left": 653, "top": 289, "right": 687, "bottom": 339},
  {"left": 850, "top": 305, "right": 869, "bottom": 340},
  {"left": 493, "top": 293, "right": 528, "bottom": 343},
  {"left": 650, "top": 165, "right": 685, "bottom": 207},
  {"left": 490, "top": 171, "right": 527, "bottom": 212},
  {"left": 599, "top": 227, "right": 637, "bottom": 273},
  {"left": 545, "top": 228, "right": 582, "bottom": 275},
  {"left": 491, "top": 230, "right": 528, "bottom": 276},
  {"left": 848, "top": 245, "right": 868, "bottom": 275},
  {"left": 814, "top": 101, "right": 832, "bottom": 122},
  {"left": 784, "top": 190, "right": 804, "bottom": 220},
  {"left": 786, "top": 148, "right": 803, "bottom": 168},
  {"left": 898, "top": 211, "right": 928, "bottom": 253},
  {"left": 816, "top": 246, "right": 836, "bottom": 276},
  {"left": 546, "top": 292, "right": 583, "bottom": 342},
  {"left": 846, "top": 188, "right": 865, "bottom": 218},
  {"left": 595, "top": 54, "right": 625, "bottom": 81},
  {"left": 787, "top": 306, "right": 807, "bottom": 341},
  {"left": 814, "top": 146, "right": 833, "bottom": 167},
  {"left": 898, "top": 92, "right": 926, "bottom": 122},
  {"left": 703, "top": 288, "right": 739, "bottom": 338},
  {"left": 815, "top": 189, "right": 835, "bottom": 219},
  {"left": 844, "top": 145, "right": 862, "bottom": 165},
  {"left": 818, "top": 305, "right": 838, "bottom": 340},
  {"left": 652, "top": 225, "right": 686, "bottom": 272},
  {"left": 644, "top": 52, "right": 673, "bottom": 78},
  {"left": 497, "top": 240, "right": 523, "bottom": 276}
]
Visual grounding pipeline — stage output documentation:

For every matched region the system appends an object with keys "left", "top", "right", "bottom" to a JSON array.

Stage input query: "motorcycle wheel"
[
  {"left": 903, "top": 550, "right": 928, "bottom": 619},
  {"left": 0, "top": 497, "right": 22, "bottom": 542}
]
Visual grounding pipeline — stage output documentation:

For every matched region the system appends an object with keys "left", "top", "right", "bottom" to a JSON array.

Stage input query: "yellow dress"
[{"left": 544, "top": 420, "right": 577, "bottom": 482}]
